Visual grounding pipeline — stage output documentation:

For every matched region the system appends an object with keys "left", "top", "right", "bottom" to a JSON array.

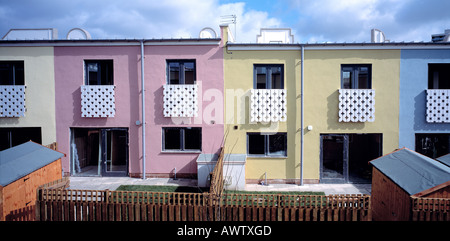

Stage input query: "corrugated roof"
[
  {"left": 370, "top": 148, "right": 450, "bottom": 195},
  {"left": 436, "top": 153, "right": 450, "bottom": 167},
  {"left": 0, "top": 141, "right": 65, "bottom": 186}
]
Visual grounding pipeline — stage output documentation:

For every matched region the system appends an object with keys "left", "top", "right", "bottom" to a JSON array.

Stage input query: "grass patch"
[
  {"left": 116, "top": 185, "right": 208, "bottom": 193},
  {"left": 224, "top": 190, "right": 325, "bottom": 196},
  {"left": 116, "top": 185, "right": 324, "bottom": 195}
]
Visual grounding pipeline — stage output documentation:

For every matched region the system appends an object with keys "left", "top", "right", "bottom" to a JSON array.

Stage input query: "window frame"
[
  {"left": 84, "top": 60, "right": 114, "bottom": 86},
  {"left": 166, "top": 60, "right": 196, "bottom": 85},
  {"left": 253, "top": 64, "right": 284, "bottom": 89},
  {"left": 247, "top": 132, "right": 287, "bottom": 157},
  {"left": 0, "top": 61, "right": 25, "bottom": 85},
  {"left": 428, "top": 63, "right": 450, "bottom": 89},
  {"left": 162, "top": 127, "right": 202, "bottom": 152},
  {"left": 340, "top": 64, "right": 372, "bottom": 89}
]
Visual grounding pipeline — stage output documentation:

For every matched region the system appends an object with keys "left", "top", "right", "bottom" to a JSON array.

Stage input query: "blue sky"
[{"left": 1, "top": 0, "right": 449, "bottom": 43}]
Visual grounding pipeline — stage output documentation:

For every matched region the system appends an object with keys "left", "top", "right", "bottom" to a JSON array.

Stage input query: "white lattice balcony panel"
[
  {"left": 81, "top": 85, "right": 115, "bottom": 117},
  {"left": 426, "top": 89, "right": 450, "bottom": 123},
  {"left": 339, "top": 89, "right": 375, "bottom": 122},
  {"left": 0, "top": 85, "right": 26, "bottom": 117},
  {"left": 163, "top": 84, "right": 198, "bottom": 117},
  {"left": 250, "top": 89, "right": 287, "bottom": 122}
]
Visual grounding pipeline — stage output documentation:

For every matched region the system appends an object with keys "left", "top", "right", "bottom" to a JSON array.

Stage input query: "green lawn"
[{"left": 116, "top": 185, "right": 324, "bottom": 195}]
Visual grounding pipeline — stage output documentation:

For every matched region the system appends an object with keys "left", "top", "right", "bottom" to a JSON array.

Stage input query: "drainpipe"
[
  {"left": 300, "top": 45, "right": 304, "bottom": 186},
  {"left": 140, "top": 40, "right": 146, "bottom": 179}
]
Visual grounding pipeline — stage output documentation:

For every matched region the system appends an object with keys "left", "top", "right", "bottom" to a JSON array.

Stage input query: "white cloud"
[
  {"left": 1, "top": 0, "right": 448, "bottom": 42},
  {"left": 291, "top": 0, "right": 450, "bottom": 42}
]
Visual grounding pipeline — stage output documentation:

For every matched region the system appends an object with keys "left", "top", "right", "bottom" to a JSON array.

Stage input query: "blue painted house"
[{"left": 399, "top": 47, "right": 450, "bottom": 158}]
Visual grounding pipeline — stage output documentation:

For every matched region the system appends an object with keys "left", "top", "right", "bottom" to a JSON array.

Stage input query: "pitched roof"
[
  {"left": 370, "top": 148, "right": 450, "bottom": 195},
  {"left": 0, "top": 141, "right": 65, "bottom": 186}
]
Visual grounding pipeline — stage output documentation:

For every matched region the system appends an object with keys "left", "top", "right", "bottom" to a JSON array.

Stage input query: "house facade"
[
  {"left": 0, "top": 46, "right": 56, "bottom": 150},
  {"left": 54, "top": 38, "right": 223, "bottom": 178},
  {"left": 399, "top": 48, "right": 450, "bottom": 158},
  {"left": 303, "top": 46, "right": 401, "bottom": 184},
  {"left": 223, "top": 26, "right": 301, "bottom": 185}
]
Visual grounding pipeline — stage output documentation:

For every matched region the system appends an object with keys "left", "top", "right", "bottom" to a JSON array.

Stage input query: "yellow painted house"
[
  {"left": 222, "top": 25, "right": 400, "bottom": 185},
  {"left": 0, "top": 46, "right": 57, "bottom": 150},
  {"left": 303, "top": 47, "right": 400, "bottom": 184},
  {"left": 222, "top": 26, "right": 302, "bottom": 184}
]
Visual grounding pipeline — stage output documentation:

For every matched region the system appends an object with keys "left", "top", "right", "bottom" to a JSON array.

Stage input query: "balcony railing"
[
  {"left": 338, "top": 89, "right": 375, "bottom": 122},
  {"left": 250, "top": 89, "right": 287, "bottom": 122},
  {"left": 163, "top": 84, "right": 198, "bottom": 117},
  {"left": 81, "top": 85, "right": 115, "bottom": 117},
  {"left": 0, "top": 85, "right": 26, "bottom": 117},
  {"left": 426, "top": 89, "right": 450, "bottom": 123}
]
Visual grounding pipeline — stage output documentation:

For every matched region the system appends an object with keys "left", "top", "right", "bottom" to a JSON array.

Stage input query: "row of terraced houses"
[{"left": 1, "top": 26, "right": 450, "bottom": 189}]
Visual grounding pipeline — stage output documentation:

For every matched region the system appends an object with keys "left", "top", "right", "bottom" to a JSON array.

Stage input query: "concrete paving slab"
[{"left": 68, "top": 177, "right": 371, "bottom": 195}]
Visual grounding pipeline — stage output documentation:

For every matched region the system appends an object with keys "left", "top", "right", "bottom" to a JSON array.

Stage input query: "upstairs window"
[
  {"left": 341, "top": 64, "right": 371, "bottom": 89},
  {"left": 167, "top": 60, "right": 196, "bottom": 85},
  {"left": 247, "top": 132, "right": 287, "bottom": 157},
  {"left": 428, "top": 64, "right": 450, "bottom": 89},
  {"left": 0, "top": 61, "right": 24, "bottom": 85},
  {"left": 162, "top": 127, "right": 201, "bottom": 152},
  {"left": 254, "top": 64, "right": 284, "bottom": 89},
  {"left": 84, "top": 60, "right": 113, "bottom": 85}
]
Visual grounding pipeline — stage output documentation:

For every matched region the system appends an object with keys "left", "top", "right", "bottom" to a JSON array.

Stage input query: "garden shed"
[
  {"left": 436, "top": 153, "right": 450, "bottom": 167},
  {"left": 0, "top": 141, "right": 65, "bottom": 221},
  {"left": 369, "top": 147, "right": 450, "bottom": 221}
]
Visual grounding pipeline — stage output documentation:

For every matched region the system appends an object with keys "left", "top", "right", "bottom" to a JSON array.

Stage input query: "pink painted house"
[{"left": 54, "top": 37, "right": 223, "bottom": 178}]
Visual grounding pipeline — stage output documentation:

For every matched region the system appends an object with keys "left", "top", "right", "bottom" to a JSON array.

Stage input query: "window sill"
[
  {"left": 247, "top": 155, "right": 287, "bottom": 159},
  {"left": 161, "top": 150, "right": 202, "bottom": 154}
]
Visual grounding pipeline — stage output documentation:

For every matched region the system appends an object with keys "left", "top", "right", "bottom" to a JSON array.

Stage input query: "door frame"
[
  {"left": 70, "top": 127, "right": 129, "bottom": 177},
  {"left": 101, "top": 128, "right": 129, "bottom": 177},
  {"left": 320, "top": 134, "right": 349, "bottom": 184}
]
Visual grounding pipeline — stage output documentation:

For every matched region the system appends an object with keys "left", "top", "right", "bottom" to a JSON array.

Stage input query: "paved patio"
[{"left": 68, "top": 176, "right": 371, "bottom": 195}]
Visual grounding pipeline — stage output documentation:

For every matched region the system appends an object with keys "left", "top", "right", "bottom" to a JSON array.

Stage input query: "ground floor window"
[
  {"left": 162, "top": 127, "right": 201, "bottom": 152},
  {"left": 247, "top": 132, "right": 287, "bottom": 157},
  {"left": 415, "top": 133, "right": 450, "bottom": 159},
  {"left": 0, "top": 127, "right": 41, "bottom": 151},
  {"left": 71, "top": 128, "right": 128, "bottom": 176},
  {"left": 320, "top": 133, "right": 382, "bottom": 183}
]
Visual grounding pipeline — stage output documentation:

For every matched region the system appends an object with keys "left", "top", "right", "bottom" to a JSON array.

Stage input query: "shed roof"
[
  {"left": 436, "top": 153, "right": 450, "bottom": 167},
  {"left": 0, "top": 141, "right": 65, "bottom": 186},
  {"left": 370, "top": 148, "right": 450, "bottom": 196}
]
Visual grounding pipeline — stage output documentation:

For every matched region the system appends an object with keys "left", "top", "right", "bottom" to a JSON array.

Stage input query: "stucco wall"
[
  {"left": 303, "top": 49, "right": 400, "bottom": 181},
  {"left": 223, "top": 49, "right": 301, "bottom": 181},
  {"left": 399, "top": 49, "right": 450, "bottom": 149},
  {"left": 54, "top": 46, "right": 141, "bottom": 174},
  {"left": 0, "top": 47, "right": 56, "bottom": 146},
  {"left": 145, "top": 44, "right": 224, "bottom": 176}
]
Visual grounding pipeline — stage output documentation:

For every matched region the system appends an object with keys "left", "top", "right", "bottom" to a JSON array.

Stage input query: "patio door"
[
  {"left": 320, "top": 134, "right": 348, "bottom": 183},
  {"left": 71, "top": 128, "right": 128, "bottom": 177},
  {"left": 101, "top": 129, "right": 128, "bottom": 176},
  {"left": 320, "top": 134, "right": 381, "bottom": 184}
]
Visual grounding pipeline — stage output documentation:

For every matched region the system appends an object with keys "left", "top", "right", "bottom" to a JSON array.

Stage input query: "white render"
[
  {"left": 250, "top": 89, "right": 287, "bottom": 123},
  {"left": 339, "top": 89, "right": 375, "bottom": 122},
  {"left": 0, "top": 85, "right": 26, "bottom": 117},
  {"left": 81, "top": 85, "right": 115, "bottom": 117},
  {"left": 426, "top": 89, "right": 450, "bottom": 123},
  {"left": 163, "top": 84, "right": 198, "bottom": 117}
]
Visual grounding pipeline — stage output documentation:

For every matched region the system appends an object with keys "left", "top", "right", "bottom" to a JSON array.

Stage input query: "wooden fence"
[
  {"left": 411, "top": 197, "right": 450, "bottom": 221},
  {"left": 35, "top": 186, "right": 372, "bottom": 221}
]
